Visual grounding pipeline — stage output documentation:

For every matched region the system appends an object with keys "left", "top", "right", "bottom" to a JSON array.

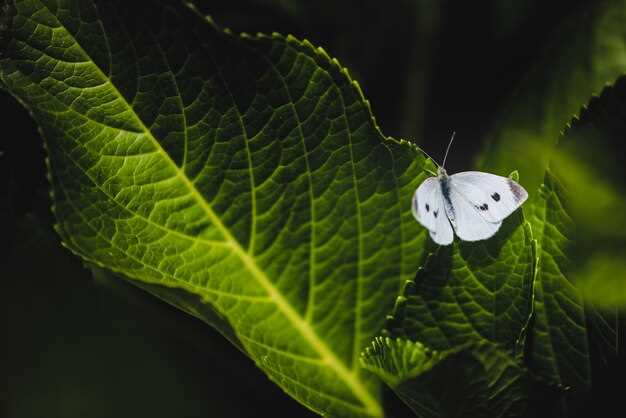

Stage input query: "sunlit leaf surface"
[{"left": 0, "top": 1, "right": 432, "bottom": 416}]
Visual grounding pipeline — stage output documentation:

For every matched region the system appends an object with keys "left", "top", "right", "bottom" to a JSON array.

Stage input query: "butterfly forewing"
[
  {"left": 448, "top": 171, "right": 528, "bottom": 223},
  {"left": 412, "top": 177, "right": 437, "bottom": 231}
]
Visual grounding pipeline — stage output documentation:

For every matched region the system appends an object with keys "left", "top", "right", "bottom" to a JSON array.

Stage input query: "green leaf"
[
  {"left": 375, "top": 202, "right": 535, "bottom": 416},
  {"left": 361, "top": 338, "right": 532, "bottom": 418},
  {"left": 526, "top": 170, "right": 590, "bottom": 391},
  {"left": 550, "top": 78, "right": 626, "bottom": 311},
  {"left": 479, "top": 0, "right": 626, "bottom": 194},
  {"left": 385, "top": 208, "right": 535, "bottom": 355},
  {"left": 0, "top": 1, "right": 431, "bottom": 416}
]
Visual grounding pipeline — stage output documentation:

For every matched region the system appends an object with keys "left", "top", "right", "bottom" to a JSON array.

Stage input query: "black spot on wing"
[
  {"left": 434, "top": 210, "right": 438, "bottom": 218},
  {"left": 474, "top": 204, "right": 489, "bottom": 211},
  {"left": 425, "top": 203, "right": 430, "bottom": 212},
  {"left": 491, "top": 192, "right": 500, "bottom": 202}
]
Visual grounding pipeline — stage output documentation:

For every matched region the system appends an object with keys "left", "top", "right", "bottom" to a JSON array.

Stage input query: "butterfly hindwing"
[
  {"left": 412, "top": 177, "right": 453, "bottom": 245},
  {"left": 431, "top": 192, "right": 454, "bottom": 245},
  {"left": 448, "top": 171, "right": 528, "bottom": 223},
  {"left": 412, "top": 177, "right": 437, "bottom": 231},
  {"left": 443, "top": 183, "right": 503, "bottom": 242}
]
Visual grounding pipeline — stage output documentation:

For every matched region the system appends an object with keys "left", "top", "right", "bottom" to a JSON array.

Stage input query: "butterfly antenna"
[
  {"left": 419, "top": 148, "right": 440, "bottom": 168},
  {"left": 441, "top": 131, "right": 456, "bottom": 168}
]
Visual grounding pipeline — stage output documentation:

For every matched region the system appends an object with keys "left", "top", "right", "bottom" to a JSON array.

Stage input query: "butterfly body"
[{"left": 412, "top": 167, "right": 528, "bottom": 246}]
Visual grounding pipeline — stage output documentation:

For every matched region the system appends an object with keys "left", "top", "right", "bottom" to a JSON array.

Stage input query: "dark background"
[{"left": 2, "top": 1, "right": 624, "bottom": 417}]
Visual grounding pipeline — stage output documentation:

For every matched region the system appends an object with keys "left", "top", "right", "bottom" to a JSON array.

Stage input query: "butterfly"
[{"left": 411, "top": 133, "right": 528, "bottom": 246}]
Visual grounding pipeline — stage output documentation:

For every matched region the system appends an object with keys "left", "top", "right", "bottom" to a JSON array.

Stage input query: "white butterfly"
[{"left": 411, "top": 133, "right": 528, "bottom": 246}]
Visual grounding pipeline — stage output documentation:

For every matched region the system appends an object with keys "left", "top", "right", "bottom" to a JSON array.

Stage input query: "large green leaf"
[
  {"left": 479, "top": 0, "right": 626, "bottom": 194},
  {"left": 0, "top": 1, "right": 430, "bottom": 416},
  {"left": 526, "top": 171, "right": 590, "bottom": 392},
  {"left": 361, "top": 338, "right": 532, "bottom": 418},
  {"left": 385, "top": 207, "right": 535, "bottom": 354}
]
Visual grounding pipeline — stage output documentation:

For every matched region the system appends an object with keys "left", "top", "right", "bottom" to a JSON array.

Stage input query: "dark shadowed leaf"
[
  {"left": 370, "top": 207, "right": 535, "bottom": 416},
  {"left": 385, "top": 208, "right": 535, "bottom": 354},
  {"left": 361, "top": 338, "right": 532, "bottom": 418},
  {"left": 526, "top": 171, "right": 590, "bottom": 397}
]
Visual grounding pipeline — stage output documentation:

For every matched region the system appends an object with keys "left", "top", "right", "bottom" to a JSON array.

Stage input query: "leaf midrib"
[
  {"left": 245, "top": 37, "right": 367, "bottom": 367},
  {"left": 35, "top": 3, "right": 381, "bottom": 415}
]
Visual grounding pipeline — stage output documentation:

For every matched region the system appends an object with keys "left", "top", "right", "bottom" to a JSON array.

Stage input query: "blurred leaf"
[
  {"left": 526, "top": 171, "right": 590, "bottom": 394},
  {"left": 549, "top": 77, "right": 626, "bottom": 381},
  {"left": 385, "top": 209, "right": 535, "bottom": 355},
  {"left": 0, "top": 1, "right": 431, "bottom": 416},
  {"left": 361, "top": 338, "right": 531, "bottom": 418},
  {"left": 550, "top": 141, "right": 626, "bottom": 241},
  {"left": 550, "top": 74, "right": 626, "bottom": 247},
  {"left": 479, "top": 0, "right": 626, "bottom": 193},
  {"left": 575, "top": 256, "right": 626, "bottom": 309}
]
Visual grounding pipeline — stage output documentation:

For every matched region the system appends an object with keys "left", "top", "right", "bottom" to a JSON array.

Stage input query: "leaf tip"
[
  {"left": 402, "top": 279, "right": 417, "bottom": 295},
  {"left": 203, "top": 13, "right": 218, "bottom": 27},
  {"left": 301, "top": 38, "right": 314, "bottom": 49},
  {"left": 316, "top": 46, "right": 330, "bottom": 60}
]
